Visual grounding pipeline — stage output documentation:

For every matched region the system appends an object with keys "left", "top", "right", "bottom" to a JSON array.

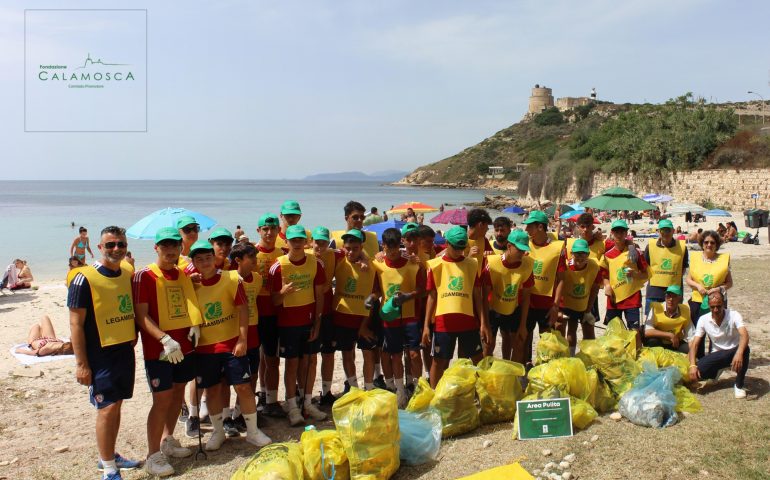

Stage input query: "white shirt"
[{"left": 695, "top": 309, "right": 745, "bottom": 352}]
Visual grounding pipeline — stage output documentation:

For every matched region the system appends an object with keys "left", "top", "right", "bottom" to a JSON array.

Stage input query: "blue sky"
[{"left": 1, "top": 0, "right": 769, "bottom": 180}]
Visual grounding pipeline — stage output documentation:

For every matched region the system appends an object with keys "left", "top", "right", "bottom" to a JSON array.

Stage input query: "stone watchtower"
[{"left": 528, "top": 84, "right": 554, "bottom": 114}]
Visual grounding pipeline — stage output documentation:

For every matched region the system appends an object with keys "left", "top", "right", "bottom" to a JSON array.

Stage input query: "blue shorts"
[
  {"left": 246, "top": 347, "right": 260, "bottom": 375},
  {"left": 382, "top": 326, "right": 404, "bottom": 354},
  {"left": 403, "top": 322, "right": 422, "bottom": 351},
  {"left": 88, "top": 345, "right": 135, "bottom": 409},
  {"left": 606, "top": 307, "right": 641, "bottom": 330},
  {"left": 258, "top": 315, "right": 279, "bottom": 357},
  {"left": 490, "top": 309, "right": 519, "bottom": 336},
  {"left": 195, "top": 352, "right": 251, "bottom": 389},
  {"left": 278, "top": 325, "right": 314, "bottom": 359},
  {"left": 335, "top": 326, "right": 379, "bottom": 351},
  {"left": 319, "top": 313, "right": 336, "bottom": 355},
  {"left": 526, "top": 307, "right": 551, "bottom": 332},
  {"left": 432, "top": 330, "right": 482, "bottom": 360},
  {"left": 144, "top": 353, "right": 197, "bottom": 393}
]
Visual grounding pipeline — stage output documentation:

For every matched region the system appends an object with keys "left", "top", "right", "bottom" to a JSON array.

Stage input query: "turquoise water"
[{"left": 0, "top": 180, "right": 495, "bottom": 281}]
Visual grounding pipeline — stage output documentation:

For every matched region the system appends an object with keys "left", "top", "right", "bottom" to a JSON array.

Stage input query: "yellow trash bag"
[
  {"left": 430, "top": 359, "right": 480, "bottom": 437},
  {"left": 674, "top": 385, "right": 702, "bottom": 413},
  {"left": 638, "top": 347, "right": 691, "bottom": 382},
  {"left": 405, "top": 377, "right": 434, "bottom": 413},
  {"left": 231, "top": 442, "right": 304, "bottom": 480},
  {"left": 300, "top": 427, "right": 350, "bottom": 480},
  {"left": 535, "top": 331, "right": 569, "bottom": 365},
  {"left": 605, "top": 317, "right": 638, "bottom": 358},
  {"left": 577, "top": 319, "right": 641, "bottom": 397},
  {"left": 476, "top": 356, "right": 526, "bottom": 424},
  {"left": 332, "top": 388, "right": 400, "bottom": 480},
  {"left": 526, "top": 357, "right": 590, "bottom": 400},
  {"left": 585, "top": 367, "right": 617, "bottom": 413}
]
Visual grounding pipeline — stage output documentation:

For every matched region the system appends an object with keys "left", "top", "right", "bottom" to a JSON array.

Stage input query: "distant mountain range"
[{"left": 303, "top": 170, "right": 408, "bottom": 182}]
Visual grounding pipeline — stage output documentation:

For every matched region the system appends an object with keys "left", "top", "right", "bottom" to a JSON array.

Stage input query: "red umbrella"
[
  {"left": 430, "top": 207, "right": 467, "bottom": 225},
  {"left": 567, "top": 213, "right": 599, "bottom": 223},
  {"left": 388, "top": 202, "right": 438, "bottom": 214}
]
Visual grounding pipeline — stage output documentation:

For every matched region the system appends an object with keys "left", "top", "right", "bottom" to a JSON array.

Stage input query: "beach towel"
[{"left": 9, "top": 342, "right": 75, "bottom": 365}]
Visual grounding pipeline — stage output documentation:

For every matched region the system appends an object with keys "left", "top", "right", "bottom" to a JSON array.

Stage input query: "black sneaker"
[
  {"left": 200, "top": 414, "right": 211, "bottom": 425},
  {"left": 343, "top": 381, "right": 351, "bottom": 394},
  {"left": 256, "top": 392, "right": 266, "bottom": 412},
  {"left": 185, "top": 416, "right": 201, "bottom": 438},
  {"left": 178, "top": 403, "right": 189, "bottom": 424},
  {"left": 406, "top": 382, "right": 416, "bottom": 398},
  {"left": 263, "top": 402, "right": 286, "bottom": 418},
  {"left": 223, "top": 417, "right": 240, "bottom": 437},
  {"left": 319, "top": 391, "right": 337, "bottom": 406},
  {"left": 373, "top": 375, "right": 387, "bottom": 390},
  {"left": 233, "top": 414, "right": 247, "bottom": 433}
]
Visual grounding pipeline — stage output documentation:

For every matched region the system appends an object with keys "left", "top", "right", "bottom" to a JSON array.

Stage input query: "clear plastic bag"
[
  {"left": 476, "top": 356, "right": 526, "bottom": 424},
  {"left": 231, "top": 442, "right": 304, "bottom": 480},
  {"left": 430, "top": 359, "right": 480, "bottom": 437},
  {"left": 397, "top": 409, "right": 442, "bottom": 465},
  {"left": 618, "top": 364, "right": 679, "bottom": 428},
  {"left": 300, "top": 427, "right": 350, "bottom": 480},
  {"left": 535, "top": 331, "right": 569, "bottom": 365}
]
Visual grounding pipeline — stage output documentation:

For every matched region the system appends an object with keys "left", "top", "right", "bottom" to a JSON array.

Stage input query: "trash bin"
[{"left": 744, "top": 209, "right": 769, "bottom": 228}]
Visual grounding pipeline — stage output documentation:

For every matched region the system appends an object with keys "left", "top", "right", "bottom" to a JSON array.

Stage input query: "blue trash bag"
[
  {"left": 397, "top": 409, "right": 442, "bottom": 465},
  {"left": 619, "top": 363, "right": 680, "bottom": 428}
]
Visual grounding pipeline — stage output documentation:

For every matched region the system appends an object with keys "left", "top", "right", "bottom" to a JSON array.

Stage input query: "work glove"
[
  {"left": 187, "top": 325, "right": 201, "bottom": 348},
  {"left": 582, "top": 312, "right": 596, "bottom": 326},
  {"left": 160, "top": 335, "right": 184, "bottom": 364}
]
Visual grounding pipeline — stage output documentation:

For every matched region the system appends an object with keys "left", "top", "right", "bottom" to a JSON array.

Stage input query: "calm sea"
[{"left": 0, "top": 180, "right": 498, "bottom": 281}]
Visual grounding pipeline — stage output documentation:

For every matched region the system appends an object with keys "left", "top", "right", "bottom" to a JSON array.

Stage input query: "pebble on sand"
[
  {"left": 482, "top": 440, "right": 493, "bottom": 448},
  {"left": 542, "top": 449, "right": 553, "bottom": 456},
  {"left": 54, "top": 446, "right": 69, "bottom": 453},
  {"left": 590, "top": 434, "right": 599, "bottom": 442},
  {"left": 610, "top": 412, "right": 622, "bottom": 421},
  {"left": 563, "top": 453, "right": 576, "bottom": 463}
]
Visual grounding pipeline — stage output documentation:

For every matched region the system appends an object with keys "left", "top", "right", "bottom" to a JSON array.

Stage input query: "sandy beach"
[{"left": 1, "top": 211, "right": 769, "bottom": 479}]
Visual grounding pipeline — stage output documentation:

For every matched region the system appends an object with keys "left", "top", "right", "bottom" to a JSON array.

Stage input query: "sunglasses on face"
[
  {"left": 350, "top": 215, "right": 365, "bottom": 221},
  {"left": 703, "top": 240, "right": 716, "bottom": 245},
  {"left": 181, "top": 225, "right": 200, "bottom": 233},
  {"left": 103, "top": 241, "right": 127, "bottom": 249}
]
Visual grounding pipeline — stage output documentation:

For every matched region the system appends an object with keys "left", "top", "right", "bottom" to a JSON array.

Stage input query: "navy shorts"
[
  {"left": 195, "top": 352, "right": 251, "bottom": 388},
  {"left": 606, "top": 307, "right": 641, "bottom": 330},
  {"left": 88, "top": 346, "right": 135, "bottom": 409},
  {"left": 258, "top": 315, "right": 279, "bottom": 357},
  {"left": 246, "top": 347, "right": 260, "bottom": 376},
  {"left": 431, "top": 330, "right": 482, "bottom": 360},
  {"left": 490, "top": 309, "right": 519, "bottom": 337},
  {"left": 382, "top": 326, "right": 404, "bottom": 354},
  {"left": 561, "top": 308, "right": 584, "bottom": 323},
  {"left": 403, "top": 322, "right": 422, "bottom": 351},
  {"left": 319, "top": 313, "right": 336, "bottom": 355},
  {"left": 335, "top": 326, "right": 379, "bottom": 351},
  {"left": 278, "top": 325, "right": 313, "bottom": 359},
  {"left": 144, "top": 353, "right": 196, "bottom": 393},
  {"left": 525, "top": 307, "right": 551, "bottom": 332}
]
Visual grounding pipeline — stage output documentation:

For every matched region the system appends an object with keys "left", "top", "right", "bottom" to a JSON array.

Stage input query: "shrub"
[{"left": 534, "top": 107, "right": 564, "bottom": 126}]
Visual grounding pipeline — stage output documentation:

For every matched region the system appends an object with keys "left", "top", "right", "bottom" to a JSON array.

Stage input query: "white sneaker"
[
  {"left": 245, "top": 429, "right": 272, "bottom": 447},
  {"left": 303, "top": 403, "right": 327, "bottom": 421},
  {"left": 288, "top": 407, "right": 305, "bottom": 427},
  {"left": 144, "top": 452, "right": 174, "bottom": 477},
  {"left": 397, "top": 389, "right": 408, "bottom": 409},
  {"left": 161, "top": 436, "right": 192, "bottom": 458},
  {"left": 734, "top": 385, "right": 747, "bottom": 399},
  {"left": 205, "top": 430, "right": 226, "bottom": 451}
]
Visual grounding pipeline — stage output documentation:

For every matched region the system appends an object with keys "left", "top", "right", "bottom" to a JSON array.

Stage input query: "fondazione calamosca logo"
[{"left": 38, "top": 53, "right": 135, "bottom": 89}]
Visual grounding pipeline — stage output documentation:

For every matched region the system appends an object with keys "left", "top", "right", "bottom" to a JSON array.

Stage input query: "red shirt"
[
  {"left": 133, "top": 266, "right": 194, "bottom": 360},
  {"left": 601, "top": 246, "right": 648, "bottom": 310},
  {"left": 529, "top": 240, "right": 568, "bottom": 310},
  {"left": 269, "top": 255, "right": 326, "bottom": 327},
  {"left": 196, "top": 273, "right": 249, "bottom": 354},
  {"left": 242, "top": 272, "right": 260, "bottom": 349},
  {"left": 426, "top": 255, "right": 486, "bottom": 332}
]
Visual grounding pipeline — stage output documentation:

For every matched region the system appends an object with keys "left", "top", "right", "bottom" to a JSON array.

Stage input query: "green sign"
[{"left": 517, "top": 397, "right": 573, "bottom": 440}]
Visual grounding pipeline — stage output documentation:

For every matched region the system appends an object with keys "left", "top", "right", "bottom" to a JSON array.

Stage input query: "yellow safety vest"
[
  {"left": 66, "top": 267, "right": 82, "bottom": 287},
  {"left": 566, "top": 237, "right": 605, "bottom": 263},
  {"left": 194, "top": 271, "right": 240, "bottom": 346},
  {"left": 487, "top": 255, "right": 533, "bottom": 315},
  {"left": 606, "top": 250, "right": 648, "bottom": 303},
  {"left": 648, "top": 239, "right": 686, "bottom": 287},
  {"left": 651, "top": 302, "right": 691, "bottom": 339},
  {"left": 491, "top": 242, "right": 507, "bottom": 256},
  {"left": 240, "top": 272, "right": 261, "bottom": 326},
  {"left": 254, "top": 246, "right": 282, "bottom": 298},
  {"left": 121, "top": 260, "right": 135, "bottom": 275},
  {"left": 464, "top": 238, "right": 488, "bottom": 276},
  {"left": 689, "top": 252, "right": 730, "bottom": 302},
  {"left": 529, "top": 239, "right": 565, "bottom": 297},
  {"left": 79, "top": 264, "right": 137, "bottom": 347},
  {"left": 561, "top": 259, "right": 600, "bottom": 312},
  {"left": 331, "top": 230, "right": 380, "bottom": 259},
  {"left": 147, "top": 263, "right": 202, "bottom": 331},
  {"left": 373, "top": 260, "right": 420, "bottom": 318},
  {"left": 428, "top": 256, "right": 477, "bottom": 317},
  {"left": 177, "top": 256, "right": 191, "bottom": 270},
  {"left": 278, "top": 253, "right": 317, "bottom": 307},
  {"left": 334, "top": 257, "right": 376, "bottom": 316}
]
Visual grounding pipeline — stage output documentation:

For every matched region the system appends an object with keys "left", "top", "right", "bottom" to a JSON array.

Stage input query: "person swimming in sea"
[{"left": 70, "top": 226, "right": 94, "bottom": 264}]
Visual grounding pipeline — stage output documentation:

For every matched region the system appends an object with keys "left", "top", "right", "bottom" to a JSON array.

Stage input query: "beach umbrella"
[
  {"left": 388, "top": 202, "right": 438, "bottom": 214},
  {"left": 431, "top": 207, "right": 467, "bottom": 225},
  {"left": 544, "top": 204, "right": 575, "bottom": 216},
  {"left": 502, "top": 205, "right": 526, "bottom": 214},
  {"left": 126, "top": 207, "right": 217, "bottom": 239},
  {"left": 581, "top": 186, "right": 657, "bottom": 211},
  {"left": 560, "top": 208, "right": 584, "bottom": 219},
  {"left": 362, "top": 219, "right": 407, "bottom": 242},
  {"left": 656, "top": 194, "right": 674, "bottom": 203},
  {"left": 569, "top": 202, "right": 583, "bottom": 210},
  {"left": 667, "top": 203, "right": 707, "bottom": 215},
  {"left": 643, "top": 193, "right": 661, "bottom": 202},
  {"left": 704, "top": 209, "right": 732, "bottom": 217}
]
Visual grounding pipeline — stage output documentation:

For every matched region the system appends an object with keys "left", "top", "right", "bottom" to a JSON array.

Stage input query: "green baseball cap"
[
  {"left": 571, "top": 238, "right": 590, "bottom": 254},
  {"left": 445, "top": 226, "right": 468, "bottom": 249},
  {"left": 258, "top": 213, "right": 280, "bottom": 227},
  {"left": 341, "top": 228, "right": 365, "bottom": 243},
  {"left": 175, "top": 215, "right": 198, "bottom": 229},
  {"left": 312, "top": 226, "right": 330, "bottom": 242},
  {"left": 401, "top": 222, "right": 419, "bottom": 235},
  {"left": 155, "top": 227, "right": 182, "bottom": 244},
  {"left": 658, "top": 219, "right": 674, "bottom": 230},
  {"left": 189, "top": 239, "right": 215, "bottom": 258},
  {"left": 286, "top": 224, "right": 308, "bottom": 240},
  {"left": 280, "top": 200, "right": 302, "bottom": 216},
  {"left": 208, "top": 227, "right": 234, "bottom": 241},
  {"left": 665, "top": 285, "right": 683, "bottom": 296},
  {"left": 611, "top": 219, "right": 629, "bottom": 231},
  {"left": 523, "top": 210, "right": 549, "bottom": 225},
  {"left": 507, "top": 230, "right": 531, "bottom": 251}
]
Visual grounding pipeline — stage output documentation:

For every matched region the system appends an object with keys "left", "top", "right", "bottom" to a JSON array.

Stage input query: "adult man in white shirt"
[{"left": 688, "top": 291, "right": 750, "bottom": 399}]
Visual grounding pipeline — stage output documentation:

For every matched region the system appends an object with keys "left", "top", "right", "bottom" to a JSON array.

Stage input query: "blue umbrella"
[
  {"left": 362, "top": 219, "right": 406, "bottom": 242},
  {"left": 126, "top": 207, "right": 217, "bottom": 239},
  {"left": 561, "top": 209, "right": 584, "bottom": 219},
  {"left": 502, "top": 205, "right": 526, "bottom": 214},
  {"left": 703, "top": 209, "right": 731, "bottom": 217}
]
